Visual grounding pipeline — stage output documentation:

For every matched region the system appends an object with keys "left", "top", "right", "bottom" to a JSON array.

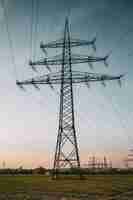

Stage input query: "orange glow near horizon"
[{"left": 0, "top": 150, "right": 127, "bottom": 169}]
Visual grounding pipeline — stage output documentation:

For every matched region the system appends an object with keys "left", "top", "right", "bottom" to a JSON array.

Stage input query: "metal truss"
[{"left": 17, "top": 17, "right": 123, "bottom": 178}]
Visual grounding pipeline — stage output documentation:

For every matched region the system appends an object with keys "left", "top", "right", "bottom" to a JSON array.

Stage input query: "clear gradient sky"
[{"left": 0, "top": 0, "right": 133, "bottom": 168}]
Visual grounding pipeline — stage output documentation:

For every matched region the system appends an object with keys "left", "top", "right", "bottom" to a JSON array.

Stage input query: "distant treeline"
[
  {"left": 53, "top": 168, "right": 133, "bottom": 175},
  {"left": 0, "top": 167, "right": 133, "bottom": 175},
  {"left": 0, "top": 167, "right": 47, "bottom": 175}
]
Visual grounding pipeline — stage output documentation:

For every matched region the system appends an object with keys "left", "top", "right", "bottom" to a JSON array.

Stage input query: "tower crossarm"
[
  {"left": 16, "top": 71, "right": 124, "bottom": 86},
  {"left": 40, "top": 37, "right": 96, "bottom": 51},
  {"left": 29, "top": 53, "right": 109, "bottom": 67}
]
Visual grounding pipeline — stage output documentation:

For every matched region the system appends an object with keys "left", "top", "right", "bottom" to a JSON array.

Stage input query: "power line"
[
  {"left": 33, "top": 0, "right": 40, "bottom": 61},
  {"left": 30, "top": 0, "right": 34, "bottom": 60},
  {"left": 2, "top": 0, "right": 17, "bottom": 78}
]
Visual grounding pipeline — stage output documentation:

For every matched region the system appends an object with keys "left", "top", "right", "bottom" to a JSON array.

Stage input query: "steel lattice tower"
[
  {"left": 53, "top": 18, "right": 80, "bottom": 174},
  {"left": 16, "top": 17, "right": 123, "bottom": 178}
]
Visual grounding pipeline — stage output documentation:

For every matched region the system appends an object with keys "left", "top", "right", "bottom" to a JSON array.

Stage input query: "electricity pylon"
[{"left": 16, "top": 17, "right": 123, "bottom": 178}]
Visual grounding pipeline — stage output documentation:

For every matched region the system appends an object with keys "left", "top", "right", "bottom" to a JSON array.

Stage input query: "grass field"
[{"left": 0, "top": 175, "right": 133, "bottom": 199}]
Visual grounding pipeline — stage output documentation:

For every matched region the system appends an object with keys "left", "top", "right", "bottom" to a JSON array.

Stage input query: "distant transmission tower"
[{"left": 16, "top": 17, "right": 123, "bottom": 178}]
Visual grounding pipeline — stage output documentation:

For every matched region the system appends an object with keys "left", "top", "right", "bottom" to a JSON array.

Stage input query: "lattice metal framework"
[{"left": 16, "top": 17, "right": 123, "bottom": 177}]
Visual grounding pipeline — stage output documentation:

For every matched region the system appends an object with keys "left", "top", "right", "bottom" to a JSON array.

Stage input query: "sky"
[{"left": 0, "top": 0, "right": 133, "bottom": 168}]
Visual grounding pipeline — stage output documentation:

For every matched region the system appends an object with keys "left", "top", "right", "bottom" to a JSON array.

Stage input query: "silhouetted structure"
[
  {"left": 124, "top": 149, "right": 133, "bottom": 168},
  {"left": 88, "top": 156, "right": 111, "bottom": 170},
  {"left": 16, "top": 17, "right": 123, "bottom": 178}
]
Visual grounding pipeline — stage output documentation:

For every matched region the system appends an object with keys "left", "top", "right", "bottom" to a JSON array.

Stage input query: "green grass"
[{"left": 0, "top": 175, "right": 133, "bottom": 199}]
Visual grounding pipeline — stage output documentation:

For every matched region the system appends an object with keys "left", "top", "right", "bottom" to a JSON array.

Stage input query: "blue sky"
[{"left": 0, "top": 0, "right": 133, "bottom": 168}]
